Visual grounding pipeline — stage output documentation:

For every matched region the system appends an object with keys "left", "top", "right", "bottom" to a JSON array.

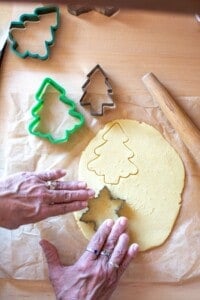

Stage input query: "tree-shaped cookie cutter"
[
  {"left": 9, "top": 6, "right": 60, "bottom": 60},
  {"left": 28, "top": 77, "right": 85, "bottom": 144},
  {"left": 80, "top": 64, "right": 115, "bottom": 116},
  {"left": 67, "top": 5, "right": 119, "bottom": 17}
]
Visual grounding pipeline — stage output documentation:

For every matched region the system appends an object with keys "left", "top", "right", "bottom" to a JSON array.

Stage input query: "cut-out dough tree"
[
  {"left": 88, "top": 122, "right": 138, "bottom": 184},
  {"left": 80, "top": 64, "right": 115, "bottom": 116}
]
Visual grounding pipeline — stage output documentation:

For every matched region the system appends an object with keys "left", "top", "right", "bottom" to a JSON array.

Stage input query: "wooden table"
[{"left": 0, "top": 2, "right": 199, "bottom": 299}]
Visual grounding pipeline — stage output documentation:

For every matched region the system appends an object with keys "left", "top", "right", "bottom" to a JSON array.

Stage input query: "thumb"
[{"left": 40, "top": 239, "right": 61, "bottom": 274}]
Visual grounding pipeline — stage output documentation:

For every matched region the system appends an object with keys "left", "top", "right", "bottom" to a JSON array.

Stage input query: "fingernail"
[
  {"left": 130, "top": 243, "right": 139, "bottom": 255},
  {"left": 60, "top": 169, "right": 66, "bottom": 175},
  {"left": 106, "top": 219, "right": 114, "bottom": 227},
  {"left": 88, "top": 189, "right": 95, "bottom": 198},
  {"left": 119, "top": 217, "right": 127, "bottom": 226},
  {"left": 78, "top": 181, "right": 87, "bottom": 188},
  {"left": 81, "top": 201, "right": 88, "bottom": 207},
  {"left": 39, "top": 239, "right": 47, "bottom": 247}
]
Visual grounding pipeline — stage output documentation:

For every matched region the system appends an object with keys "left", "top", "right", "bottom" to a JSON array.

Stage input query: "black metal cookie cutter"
[{"left": 80, "top": 64, "right": 115, "bottom": 116}]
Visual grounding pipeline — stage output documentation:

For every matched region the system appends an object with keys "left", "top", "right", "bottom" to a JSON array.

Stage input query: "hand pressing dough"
[{"left": 75, "top": 119, "right": 185, "bottom": 251}]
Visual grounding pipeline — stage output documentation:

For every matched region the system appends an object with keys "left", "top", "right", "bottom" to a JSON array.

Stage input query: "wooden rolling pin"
[{"left": 142, "top": 72, "right": 200, "bottom": 162}]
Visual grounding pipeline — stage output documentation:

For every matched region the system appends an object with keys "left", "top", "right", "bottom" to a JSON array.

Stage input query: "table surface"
[{"left": 0, "top": 2, "right": 199, "bottom": 299}]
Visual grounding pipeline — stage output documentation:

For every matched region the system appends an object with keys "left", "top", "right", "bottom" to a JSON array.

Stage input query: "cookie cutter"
[
  {"left": 68, "top": 6, "right": 92, "bottom": 16},
  {"left": 80, "top": 186, "right": 125, "bottom": 231},
  {"left": 9, "top": 6, "right": 60, "bottom": 60},
  {"left": 95, "top": 7, "right": 119, "bottom": 17},
  {"left": 80, "top": 64, "right": 115, "bottom": 116},
  {"left": 195, "top": 14, "right": 200, "bottom": 23},
  {"left": 28, "top": 77, "right": 85, "bottom": 144},
  {"left": 67, "top": 5, "right": 119, "bottom": 17},
  {"left": 0, "top": 30, "right": 8, "bottom": 67},
  {"left": 0, "top": 43, "right": 6, "bottom": 67}
]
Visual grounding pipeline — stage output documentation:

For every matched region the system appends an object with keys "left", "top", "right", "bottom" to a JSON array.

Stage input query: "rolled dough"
[{"left": 75, "top": 119, "right": 185, "bottom": 251}]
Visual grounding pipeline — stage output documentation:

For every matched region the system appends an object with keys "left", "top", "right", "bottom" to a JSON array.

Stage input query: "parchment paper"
[{"left": 0, "top": 3, "right": 199, "bottom": 285}]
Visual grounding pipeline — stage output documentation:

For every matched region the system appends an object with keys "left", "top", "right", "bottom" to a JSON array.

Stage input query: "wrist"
[
  {"left": 56, "top": 286, "right": 89, "bottom": 300},
  {"left": 57, "top": 291, "right": 79, "bottom": 300},
  {"left": 0, "top": 198, "right": 17, "bottom": 229},
  {"left": 0, "top": 200, "right": 7, "bottom": 228}
]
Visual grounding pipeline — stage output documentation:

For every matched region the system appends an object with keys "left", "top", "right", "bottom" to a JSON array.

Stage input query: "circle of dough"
[{"left": 75, "top": 119, "right": 185, "bottom": 251}]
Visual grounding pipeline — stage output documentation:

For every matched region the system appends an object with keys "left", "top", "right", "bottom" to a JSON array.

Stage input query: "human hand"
[
  {"left": 40, "top": 217, "right": 139, "bottom": 300},
  {"left": 0, "top": 170, "right": 94, "bottom": 229}
]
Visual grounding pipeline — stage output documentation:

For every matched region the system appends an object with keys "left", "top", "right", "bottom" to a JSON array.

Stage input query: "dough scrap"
[{"left": 75, "top": 119, "right": 185, "bottom": 251}]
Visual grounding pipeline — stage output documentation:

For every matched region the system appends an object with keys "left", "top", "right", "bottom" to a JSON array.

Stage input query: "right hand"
[{"left": 40, "top": 217, "right": 139, "bottom": 300}]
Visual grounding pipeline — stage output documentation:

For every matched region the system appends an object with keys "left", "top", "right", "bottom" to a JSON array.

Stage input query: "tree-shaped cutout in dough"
[
  {"left": 88, "top": 122, "right": 138, "bottom": 184},
  {"left": 80, "top": 187, "right": 124, "bottom": 230}
]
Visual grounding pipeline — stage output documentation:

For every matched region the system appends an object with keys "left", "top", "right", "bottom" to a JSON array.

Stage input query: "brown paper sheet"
[
  {"left": 0, "top": 1, "right": 199, "bottom": 293},
  {"left": 1, "top": 92, "right": 199, "bottom": 282}
]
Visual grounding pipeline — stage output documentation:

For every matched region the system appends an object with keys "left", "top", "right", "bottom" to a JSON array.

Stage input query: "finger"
[
  {"left": 46, "top": 189, "right": 95, "bottom": 204},
  {"left": 41, "top": 200, "right": 89, "bottom": 219},
  {"left": 37, "top": 170, "right": 66, "bottom": 181},
  {"left": 100, "top": 217, "right": 127, "bottom": 261},
  {"left": 39, "top": 239, "right": 61, "bottom": 275},
  {"left": 80, "top": 219, "right": 114, "bottom": 262},
  {"left": 108, "top": 233, "right": 129, "bottom": 272},
  {"left": 118, "top": 243, "right": 139, "bottom": 278},
  {"left": 48, "top": 181, "right": 88, "bottom": 191}
]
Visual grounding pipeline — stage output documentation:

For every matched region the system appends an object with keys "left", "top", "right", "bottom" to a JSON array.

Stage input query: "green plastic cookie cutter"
[
  {"left": 9, "top": 6, "right": 60, "bottom": 60},
  {"left": 28, "top": 77, "right": 85, "bottom": 144}
]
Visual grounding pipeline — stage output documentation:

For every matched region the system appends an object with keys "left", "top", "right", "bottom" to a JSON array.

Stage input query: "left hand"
[
  {"left": 0, "top": 169, "right": 94, "bottom": 229},
  {"left": 40, "top": 217, "right": 139, "bottom": 300}
]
